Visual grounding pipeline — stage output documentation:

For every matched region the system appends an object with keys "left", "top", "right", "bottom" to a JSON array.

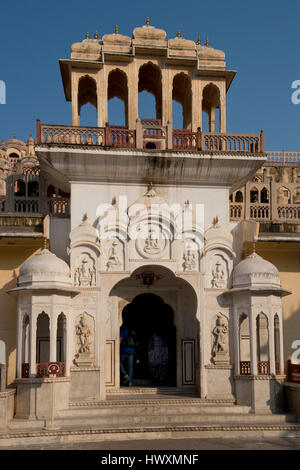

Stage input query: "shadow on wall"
[{"left": 0, "top": 270, "right": 18, "bottom": 385}]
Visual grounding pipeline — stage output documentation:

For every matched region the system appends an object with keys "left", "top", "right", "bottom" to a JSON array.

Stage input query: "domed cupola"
[
  {"left": 18, "top": 248, "right": 71, "bottom": 288},
  {"left": 233, "top": 251, "right": 281, "bottom": 289}
]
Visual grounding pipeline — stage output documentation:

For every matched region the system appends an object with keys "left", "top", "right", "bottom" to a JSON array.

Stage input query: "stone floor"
[{"left": 3, "top": 436, "right": 300, "bottom": 450}]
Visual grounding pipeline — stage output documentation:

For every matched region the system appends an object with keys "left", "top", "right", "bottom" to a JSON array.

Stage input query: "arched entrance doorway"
[
  {"left": 120, "top": 293, "right": 176, "bottom": 387},
  {"left": 107, "top": 265, "right": 199, "bottom": 392}
]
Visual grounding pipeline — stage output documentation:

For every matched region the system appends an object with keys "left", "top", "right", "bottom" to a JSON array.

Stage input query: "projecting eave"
[
  {"left": 7, "top": 285, "right": 79, "bottom": 297},
  {"left": 59, "top": 59, "right": 103, "bottom": 102},
  {"left": 195, "top": 69, "right": 236, "bottom": 92},
  {"left": 222, "top": 286, "right": 292, "bottom": 297},
  {"left": 35, "top": 145, "right": 266, "bottom": 191}
]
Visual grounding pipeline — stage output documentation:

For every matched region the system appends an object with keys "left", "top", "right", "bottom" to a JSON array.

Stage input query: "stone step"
[
  {"left": 2, "top": 422, "right": 300, "bottom": 447},
  {"left": 58, "top": 403, "right": 250, "bottom": 418},
  {"left": 7, "top": 406, "right": 296, "bottom": 430}
]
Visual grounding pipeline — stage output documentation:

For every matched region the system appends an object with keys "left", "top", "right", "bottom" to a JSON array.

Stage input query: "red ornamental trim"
[{"left": 47, "top": 362, "right": 61, "bottom": 376}]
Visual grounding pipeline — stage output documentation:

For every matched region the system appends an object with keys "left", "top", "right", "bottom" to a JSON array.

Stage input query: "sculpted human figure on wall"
[
  {"left": 212, "top": 315, "right": 228, "bottom": 356},
  {"left": 107, "top": 240, "right": 121, "bottom": 270},
  {"left": 183, "top": 247, "right": 196, "bottom": 271},
  {"left": 76, "top": 313, "right": 91, "bottom": 353},
  {"left": 144, "top": 228, "right": 160, "bottom": 254},
  {"left": 211, "top": 260, "right": 226, "bottom": 288},
  {"left": 74, "top": 256, "right": 96, "bottom": 286}
]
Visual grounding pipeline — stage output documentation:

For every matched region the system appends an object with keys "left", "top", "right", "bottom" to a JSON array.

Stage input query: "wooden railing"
[
  {"left": 267, "top": 151, "right": 300, "bottom": 165},
  {"left": 37, "top": 120, "right": 264, "bottom": 153},
  {"left": 287, "top": 360, "right": 300, "bottom": 383},
  {"left": 277, "top": 205, "right": 300, "bottom": 220},
  {"left": 48, "top": 197, "right": 69, "bottom": 216},
  {"left": 14, "top": 197, "right": 39, "bottom": 214},
  {"left": 36, "top": 362, "right": 66, "bottom": 378},
  {"left": 257, "top": 361, "right": 270, "bottom": 375},
  {"left": 202, "top": 131, "right": 264, "bottom": 153},
  {"left": 240, "top": 361, "right": 251, "bottom": 375},
  {"left": 173, "top": 129, "right": 198, "bottom": 150},
  {"left": 230, "top": 203, "right": 244, "bottom": 220},
  {"left": 249, "top": 204, "right": 270, "bottom": 220}
]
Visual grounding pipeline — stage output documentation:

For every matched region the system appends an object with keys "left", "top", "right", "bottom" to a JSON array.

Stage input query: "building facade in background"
[{"left": 0, "top": 21, "right": 300, "bottom": 426}]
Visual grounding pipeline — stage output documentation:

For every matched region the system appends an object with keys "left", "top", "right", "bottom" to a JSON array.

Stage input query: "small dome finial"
[
  {"left": 85, "top": 31, "right": 89, "bottom": 39},
  {"left": 94, "top": 30, "right": 98, "bottom": 39},
  {"left": 115, "top": 24, "right": 119, "bottom": 34},
  {"left": 205, "top": 37, "right": 209, "bottom": 46},
  {"left": 197, "top": 34, "right": 201, "bottom": 45},
  {"left": 112, "top": 196, "right": 117, "bottom": 205},
  {"left": 252, "top": 242, "right": 256, "bottom": 254},
  {"left": 83, "top": 213, "right": 88, "bottom": 221},
  {"left": 146, "top": 16, "right": 150, "bottom": 26},
  {"left": 177, "top": 29, "right": 181, "bottom": 38},
  {"left": 149, "top": 182, "right": 153, "bottom": 190}
]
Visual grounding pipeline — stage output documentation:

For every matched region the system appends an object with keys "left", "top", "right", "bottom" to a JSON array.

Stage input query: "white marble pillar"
[
  {"left": 16, "top": 310, "right": 23, "bottom": 378},
  {"left": 249, "top": 313, "right": 257, "bottom": 375},
  {"left": 29, "top": 314, "right": 37, "bottom": 377},
  {"left": 50, "top": 313, "right": 57, "bottom": 362},
  {"left": 269, "top": 313, "right": 275, "bottom": 375}
]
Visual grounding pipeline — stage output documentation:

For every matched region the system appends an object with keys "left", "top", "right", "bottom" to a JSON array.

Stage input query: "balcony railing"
[
  {"left": 287, "top": 360, "right": 300, "bottom": 383},
  {"left": 36, "top": 362, "right": 66, "bottom": 378},
  {"left": 240, "top": 361, "right": 251, "bottom": 375},
  {"left": 36, "top": 120, "right": 265, "bottom": 153}
]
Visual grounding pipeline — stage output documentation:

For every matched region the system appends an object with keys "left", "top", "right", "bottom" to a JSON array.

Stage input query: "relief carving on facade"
[
  {"left": 74, "top": 254, "right": 96, "bottom": 287},
  {"left": 74, "top": 312, "right": 94, "bottom": 367},
  {"left": 183, "top": 247, "right": 197, "bottom": 271},
  {"left": 212, "top": 314, "right": 229, "bottom": 365},
  {"left": 107, "top": 239, "right": 122, "bottom": 271},
  {"left": 211, "top": 259, "right": 226, "bottom": 288}
]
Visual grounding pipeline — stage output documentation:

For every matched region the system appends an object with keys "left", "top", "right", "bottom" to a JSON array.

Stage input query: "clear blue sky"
[{"left": 0, "top": 0, "right": 299, "bottom": 150}]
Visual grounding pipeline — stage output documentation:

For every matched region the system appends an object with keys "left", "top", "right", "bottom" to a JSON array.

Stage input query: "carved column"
[
  {"left": 128, "top": 62, "right": 138, "bottom": 129},
  {"left": 219, "top": 94, "right": 226, "bottom": 133},
  {"left": 50, "top": 312, "right": 57, "bottom": 363},
  {"left": 65, "top": 314, "right": 72, "bottom": 376},
  {"left": 209, "top": 107, "right": 216, "bottom": 132},
  {"left": 192, "top": 78, "right": 201, "bottom": 132},
  {"left": 98, "top": 67, "right": 107, "bottom": 127},
  {"left": 249, "top": 313, "right": 257, "bottom": 375},
  {"left": 71, "top": 73, "right": 80, "bottom": 126},
  {"left": 269, "top": 313, "right": 276, "bottom": 375},
  {"left": 162, "top": 68, "right": 172, "bottom": 127},
  {"left": 16, "top": 310, "right": 23, "bottom": 378},
  {"left": 29, "top": 313, "right": 37, "bottom": 377}
]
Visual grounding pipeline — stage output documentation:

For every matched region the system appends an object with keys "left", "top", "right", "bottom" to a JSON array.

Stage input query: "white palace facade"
[{"left": 1, "top": 21, "right": 300, "bottom": 439}]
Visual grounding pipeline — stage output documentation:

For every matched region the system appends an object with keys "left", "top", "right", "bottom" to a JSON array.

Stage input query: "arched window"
[
  {"left": 256, "top": 313, "right": 269, "bottom": 374},
  {"left": 14, "top": 179, "right": 25, "bottom": 197},
  {"left": 235, "top": 190, "right": 243, "bottom": 203},
  {"left": 108, "top": 69, "right": 128, "bottom": 127},
  {"left": 36, "top": 312, "right": 50, "bottom": 364},
  {"left": 250, "top": 187, "right": 259, "bottom": 203},
  {"left": 138, "top": 63, "right": 162, "bottom": 121},
  {"left": 293, "top": 187, "right": 300, "bottom": 204},
  {"left": 78, "top": 75, "right": 97, "bottom": 127},
  {"left": 9, "top": 152, "right": 20, "bottom": 168},
  {"left": 202, "top": 84, "right": 220, "bottom": 132},
  {"left": 28, "top": 181, "right": 39, "bottom": 197},
  {"left": 261, "top": 187, "right": 269, "bottom": 203},
  {"left": 172, "top": 73, "right": 192, "bottom": 129},
  {"left": 57, "top": 313, "right": 67, "bottom": 363},
  {"left": 277, "top": 186, "right": 291, "bottom": 204}
]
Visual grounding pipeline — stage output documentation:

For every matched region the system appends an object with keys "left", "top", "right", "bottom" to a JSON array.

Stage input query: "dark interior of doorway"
[{"left": 121, "top": 293, "right": 176, "bottom": 387}]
